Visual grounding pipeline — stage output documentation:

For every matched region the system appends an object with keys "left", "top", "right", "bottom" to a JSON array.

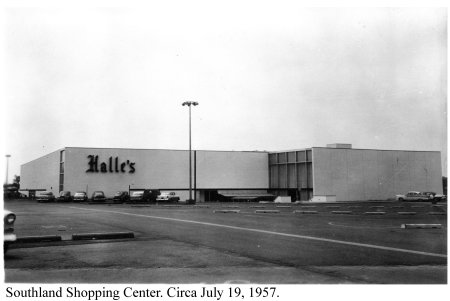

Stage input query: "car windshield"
[
  {"left": 60, "top": 191, "right": 69, "bottom": 196},
  {"left": 114, "top": 191, "right": 124, "bottom": 196},
  {"left": 132, "top": 191, "right": 143, "bottom": 196},
  {"left": 74, "top": 193, "right": 85, "bottom": 197},
  {"left": 93, "top": 192, "right": 104, "bottom": 196}
]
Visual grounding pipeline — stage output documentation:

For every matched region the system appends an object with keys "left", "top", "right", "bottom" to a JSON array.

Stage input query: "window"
[
  {"left": 287, "top": 152, "right": 296, "bottom": 163},
  {"left": 306, "top": 150, "right": 312, "bottom": 161},
  {"left": 60, "top": 150, "right": 65, "bottom": 162},
  {"left": 296, "top": 151, "right": 306, "bottom": 162},
  {"left": 59, "top": 150, "right": 65, "bottom": 192},
  {"left": 269, "top": 153, "right": 278, "bottom": 165}
]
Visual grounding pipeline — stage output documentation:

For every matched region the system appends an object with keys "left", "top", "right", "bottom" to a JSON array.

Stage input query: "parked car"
[
  {"left": 4, "top": 210, "right": 17, "bottom": 253},
  {"left": 396, "top": 191, "right": 430, "bottom": 202},
  {"left": 91, "top": 191, "right": 106, "bottom": 202},
  {"left": 73, "top": 191, "right": 88, "bottom": 202},
  {"left": 113, "top": 191, "right": 129, "bottom": 203},
  {"left": 57, "top": 191, "right": 73, "bottom": 202},
  {"left": 36, "top": 191, "right": 56, "bottom": 203},
  {"left": 422, "top": 192, "right": 447, "bottom": 204},
  {"left": 128, "top": 190, "right": 160, "bottom": 203},
  {"left": 156, "top": 191, "right": 180, "bottom": 203}
]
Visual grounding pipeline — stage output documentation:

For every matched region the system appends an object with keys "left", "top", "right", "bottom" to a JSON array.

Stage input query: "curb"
[
  {"left": 326, "top": 206, "right": 340, "bottom": 209},
  {"left": 401, "top": 224, "right": 442, "bottom": 229},
  {"left": 397, "top": 212, "right": 417, "bottom": 215},
  {"left": 293, "top": 210, "right": 318, "bottom": 214},
  {"left": 331, "top": 211, "right": 352, "bottom": 214},
  {"left": 428, "top": 212, "right": 446, "bottom": 215},
  {"left": 255, "top": 210, "right": 280, "bottom": 213},
  {"left": 222, "top": 206, "right": 240, "bottom": 208},
  {"left": 370, "top": 206, "right": 385, "bottom": 209},
  {"left": 250, "top": 206, "right": 266, "bottom": 208},
  {"left": 194, "top": 205, "right": 210, "bottom": 208},
  {"left": 72, "top": 232, "right": 135, "bottom": 240},
  {"left": 364, "top": 212, "right": 386, "bottom": 215},
  {"left": 213, "top": 210, "right": 240, "bottom": 213},
  {"left": 162, "top": 205, "right": 182, "bottom": 207},
  {"left": 16, "top": 235, "right": 62, "bottom": 243},
  {"left": 300, "top": 206, "right": 317, "bottom": 208},
  {"left": 276, "top": 206, "right": 291, "bottom": 208}
]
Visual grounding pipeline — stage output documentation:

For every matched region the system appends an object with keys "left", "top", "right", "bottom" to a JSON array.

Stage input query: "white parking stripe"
[{"left": 68, "top": 206, "right": 447, "bottom": 259}]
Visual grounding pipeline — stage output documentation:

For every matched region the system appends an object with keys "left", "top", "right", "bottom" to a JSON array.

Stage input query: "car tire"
[{"left": 398, "top": 198, "right": 404, "bottom": 202}]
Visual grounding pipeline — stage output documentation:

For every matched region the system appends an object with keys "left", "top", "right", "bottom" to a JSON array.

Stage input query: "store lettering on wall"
[{"left": 86, "top": 155, "right": 136, "bottom": 173}]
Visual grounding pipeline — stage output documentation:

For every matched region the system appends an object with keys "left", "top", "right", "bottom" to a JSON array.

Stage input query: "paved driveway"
[{"left": 4, "top": 200, "right": 447, "bottom": 283}]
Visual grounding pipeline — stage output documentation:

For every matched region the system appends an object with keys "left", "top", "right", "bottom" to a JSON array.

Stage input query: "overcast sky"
[{"left": 1, "top": 2, "right": 447, "bottom": 180}]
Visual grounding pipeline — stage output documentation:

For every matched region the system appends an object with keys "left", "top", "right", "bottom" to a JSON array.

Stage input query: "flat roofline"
[
  {"left": 269, "top": 147, "right": 440, "bottom": 153},
  {"left": 311, "top": 147, "right": 441, "bottom": 153},
  {"left": 20, "top": 148, "right": 65, "bottom": 167},
  {"left": 64, "top": 146, "right": 269, "bottom": 154},
  {"left": 268, "top": 148, "right": 311, "bottom": 153}
]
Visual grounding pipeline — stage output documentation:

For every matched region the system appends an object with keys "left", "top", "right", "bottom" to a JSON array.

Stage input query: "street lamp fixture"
[{"left": 182, "top": 101, "right": 199, "bottom": 204}]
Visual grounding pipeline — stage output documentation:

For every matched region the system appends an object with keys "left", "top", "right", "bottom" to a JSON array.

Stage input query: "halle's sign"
[{"left": 86, "top": 155, "right": 136, "bottom": 173}]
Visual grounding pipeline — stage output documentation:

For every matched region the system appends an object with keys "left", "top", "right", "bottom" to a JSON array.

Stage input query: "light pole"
[
  {"left": 182, "top": 101, "right": 198, "bottom": 203},
  {"left": 5, "top": 154, "right": 11, "bottom": 185}
]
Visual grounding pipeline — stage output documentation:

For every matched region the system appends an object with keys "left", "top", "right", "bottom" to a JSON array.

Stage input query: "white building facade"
[
  {"left": 21, "top": 145, "right": 443, "bottom": 202},
  {"left": 267, "top": 144, "right": 442, "bottom": 202},
  {"left": 21, "top": 147, "right": 269, "bottom": 201}
]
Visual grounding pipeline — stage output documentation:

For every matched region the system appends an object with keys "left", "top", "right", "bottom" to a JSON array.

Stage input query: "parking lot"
[{"left": 4, "top": 199, "right": 447, "bottom": 284}]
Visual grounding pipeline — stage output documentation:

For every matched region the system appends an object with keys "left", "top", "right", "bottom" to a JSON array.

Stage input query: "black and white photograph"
[{"left": 1, "top": 0, "right": 448, "bottom": 296}]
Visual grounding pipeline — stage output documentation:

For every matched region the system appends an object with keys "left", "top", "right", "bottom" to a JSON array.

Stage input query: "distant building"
[{"left": 20, "top": 145, "right": 443, "bottom": 202}]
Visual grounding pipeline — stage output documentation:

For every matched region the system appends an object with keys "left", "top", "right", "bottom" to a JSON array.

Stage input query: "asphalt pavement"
[{"left": 3, "top": 199, "right": 447, "bottom": 283}]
